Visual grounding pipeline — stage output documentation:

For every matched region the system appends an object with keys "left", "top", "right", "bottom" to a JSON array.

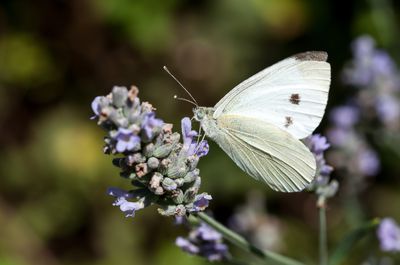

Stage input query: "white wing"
[
  {"left": 213, "top": 52, "right": 331, "bottom": 139},
  {"left": 214, "top": 114, "right": 316, "bottom": 192}
]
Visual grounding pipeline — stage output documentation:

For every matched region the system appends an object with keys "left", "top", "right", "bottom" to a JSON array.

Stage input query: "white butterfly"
[{"left": 168, "top": 51, "right": 331, "bottom": 192}]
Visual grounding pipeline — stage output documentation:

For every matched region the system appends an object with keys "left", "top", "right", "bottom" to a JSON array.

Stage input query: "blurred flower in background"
[
  {"left": 327, "top": 35, "right": 400, "bottom": 196},
  {"left": 377, "top": 218, "right": 400, "bottom": 252},
  {"left": 229, "top": 191, "right": 284, "bottom": 252},
  {"left": 176, "top": 222, "right": 229, "bottom": 262}
]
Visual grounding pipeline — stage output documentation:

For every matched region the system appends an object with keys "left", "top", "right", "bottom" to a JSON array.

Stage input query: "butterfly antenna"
[
  {"left": 173, "top": 95, "right": 197, "bottom": 106},
  {"left": 163, "top": 66, "right": 198, "bottom": 106}
]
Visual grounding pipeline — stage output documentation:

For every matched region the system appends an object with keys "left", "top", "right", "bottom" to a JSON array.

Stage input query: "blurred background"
[{"left": 0, "top": 0, "right": 400, "bottom": 264}]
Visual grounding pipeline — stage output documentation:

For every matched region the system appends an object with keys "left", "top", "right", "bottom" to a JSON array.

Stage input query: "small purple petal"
[
  {"left": 196, "top": 223, "right": 222, "bottom": 241},
  {"left": 195, "top": 141, "right": 209, "bottom": 157},
  {"left": 114, "top": 128, "right": 140, "bottom": 152},
  {"left": 202, "top": 242, "right": 229, "bottom": 262},
  {"left": 176, "top": 237, "right": 200, "bottom": 254},
  {"left": 306, "top": 134, "right": 330, "bottom": 155},
  {"left": 112, "top": 197, "right": 143, "bottom": 218},
  {"left": 190, "top": 193, "right": 212, "bottom": 212},
  {"left": 91, "top": 96, "right": 102, "bottom": 116},
  {"left": 377, "top": 218, "right": 400, "bottom": 252},
  {"left": 141, "top": 112, "right": 163, "bottom": 139},
  {"left": 182, "top": 117, "right": 198, "bottom": 142}
]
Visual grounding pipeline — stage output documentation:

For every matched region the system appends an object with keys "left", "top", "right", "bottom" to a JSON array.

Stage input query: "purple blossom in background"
[
  {"left": 114, "top": 128, "right": 140, "bottom": 153},
  {"left": 375, "top": 95, "right": 400, "bottom": 124},
  {"left": 176, "top": 237, "right": 199, "bottom": 254},
  {"left": 176, "top": 222, "right": 229, "bottom": 262},
  {"left": 377, "top": 218, "right": 400, "bottom": 252},
  {"left": 330, "top": 105, "right": 360, "bottom": 129},
  {"left": 356, "top": 148, "right": 380, "bottom": 177},
  {"left": 141, "top": 112, "right": 163, "bottom": 140},
  {"left": 327, "top": 127, "right": 352, "bottom": 146},
  {"left": 344, "top": 35, "right": 400, "bottom": 87}
]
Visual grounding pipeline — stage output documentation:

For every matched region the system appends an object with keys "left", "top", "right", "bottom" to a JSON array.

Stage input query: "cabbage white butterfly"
[{"left": 166, "top": 51, "right": 331, "bottom": 192}]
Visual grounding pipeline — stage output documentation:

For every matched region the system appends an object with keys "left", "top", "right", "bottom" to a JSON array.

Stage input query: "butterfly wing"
[
  {"left": 213, "top": 51, "right": 331, "bottom": 139},
  {"left": 213, "top": 114, "right": 316, "bottom": 192}
]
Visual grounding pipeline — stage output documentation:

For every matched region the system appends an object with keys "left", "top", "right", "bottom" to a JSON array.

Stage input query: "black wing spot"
[
  {"left": 284, "top": 116, "right": 293, "bottom": 128},
  {"left": 290, "top": 93, "right": 300, "bottom": 105}
]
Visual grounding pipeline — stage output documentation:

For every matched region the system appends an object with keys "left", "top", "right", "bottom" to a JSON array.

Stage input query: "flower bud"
[
  {"left": 112, "top": 86, "right": 129, "bottom": 108},
  {"left": 147, "top": 157, "right": 159, "bottom": 170},
  {"left": 162, "top": 177, "right": 178, "bottom": 191}
]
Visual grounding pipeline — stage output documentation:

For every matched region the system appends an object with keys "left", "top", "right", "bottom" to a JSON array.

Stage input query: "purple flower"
[
  {"left": 114, "top": 128, "right": 140, "bottom": 152},
  {"left": 181, "top": 117, "right": 209, "bottom": 157},
  {"left": 306, "top": 134, "right": 330, "bottom": 155},
  {"left": 377, "top": 218, "right": 400, "bottom": 252},
  {"left": 190, "top": 193, "right": 212, "bottom": 212},
  {"left": 344, "top": 35, "right": 400, "bottom": 88},
  {"left": 327, "top": 127, "right": 352, "bottom": 146},
  {"left": 356, "top": 148, "right": 380, "bottom": 176},
  {"left": 201, "top": 242, "right": 229, "bottom": 262},
  {"left": 375, "top": 95, "right": 400, "bottom": 124},
  {"left": 330, "top": 105, "right": 360, "bottom": 128},
  {"left": 111, "top": 197, "right": 144, "bottom": 218},
  {"left": 195, "top": 223, "right": 222, "bottom": 241},
  {"left": 195, "top": 140, "right": 209, "bottom": 158},
  {"left": 176, "top": 237, "right": 200, "bottom": 254},
  {"left": 108, "top": 188, "right": 145, "bottom": 218},
  {"left": 372, "top": 51, "right": 397, "bottom": 78},
  {"left": 176, "top": 222, "right": 229, "bottom": 261},
  {"left": 141, "top": 112, "right": 163, "bottom": 140},
  {"left": 91, "top": 96, "right": 102, "bottom": 116}
]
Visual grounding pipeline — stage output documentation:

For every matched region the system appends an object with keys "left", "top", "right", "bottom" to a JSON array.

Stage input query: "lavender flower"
[
  {"left": 141, "top": 112, "right": 163, "bottom": 140},
  {"left": 377, "top": 218, "right": 400, "bottom": 252},
  {"left": 330, "top": 105, "right": 360, "bottom": 129},
  {"left": 305, "top": 134, "right": 337, "bottom": 207},
  {"left": 176, "top": 223, "right": 229, "bottom": 262},
  {"left": 189, "top": 193, "right": 212, "bottom": 213},
  {"left": 181, "top": 117, "right": 209, "bottom": 157},
  {"left": 114, "top": 128, "right": 141, "bottom": 152},
  {"left": 356, "top": 148, "right": 380, "bottom": 177},
  {"left": 229, "top": 192, "right": 283, "bottom": 251},
  {"left": 92, "top": 86, "right": 212, "bottom": 219},
  {"left": 343, "top": 35, "right": 400, "bottom": 88}
]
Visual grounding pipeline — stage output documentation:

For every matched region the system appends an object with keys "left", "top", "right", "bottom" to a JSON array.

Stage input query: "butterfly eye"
[{"left": 194, "top": 108, "right": 205, "bottom": 121}]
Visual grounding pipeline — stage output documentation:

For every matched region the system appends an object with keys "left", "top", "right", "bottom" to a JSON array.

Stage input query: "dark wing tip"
[{"left": 292, "top": 51, "right": 328, "bottom": 62}]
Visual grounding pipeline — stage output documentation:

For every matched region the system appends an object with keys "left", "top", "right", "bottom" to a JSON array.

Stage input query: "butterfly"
[{"left": 167, "top": 51, "right": 331, "bottom": 192}]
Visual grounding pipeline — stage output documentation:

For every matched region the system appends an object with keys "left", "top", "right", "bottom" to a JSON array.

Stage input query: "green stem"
[
  {"left": 319, "top": 207, "right": 328, "bottom": 265},
  {"left": 195, "top": 212, "right": 305, "bottom": 265}
]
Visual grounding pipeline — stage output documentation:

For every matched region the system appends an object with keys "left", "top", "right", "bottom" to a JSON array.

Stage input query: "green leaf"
[{"left": 329, "top": 218, "right": 380, "bottom": 265}]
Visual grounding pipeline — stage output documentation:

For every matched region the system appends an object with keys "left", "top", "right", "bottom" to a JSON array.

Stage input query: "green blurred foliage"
[{"left": 0, "top": 0, "right": 399, "bottom": 265}]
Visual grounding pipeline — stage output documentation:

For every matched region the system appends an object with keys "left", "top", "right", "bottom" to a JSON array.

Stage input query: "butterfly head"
[{"left": 193, "top": 107, "right": 214, "bottom": 122}]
